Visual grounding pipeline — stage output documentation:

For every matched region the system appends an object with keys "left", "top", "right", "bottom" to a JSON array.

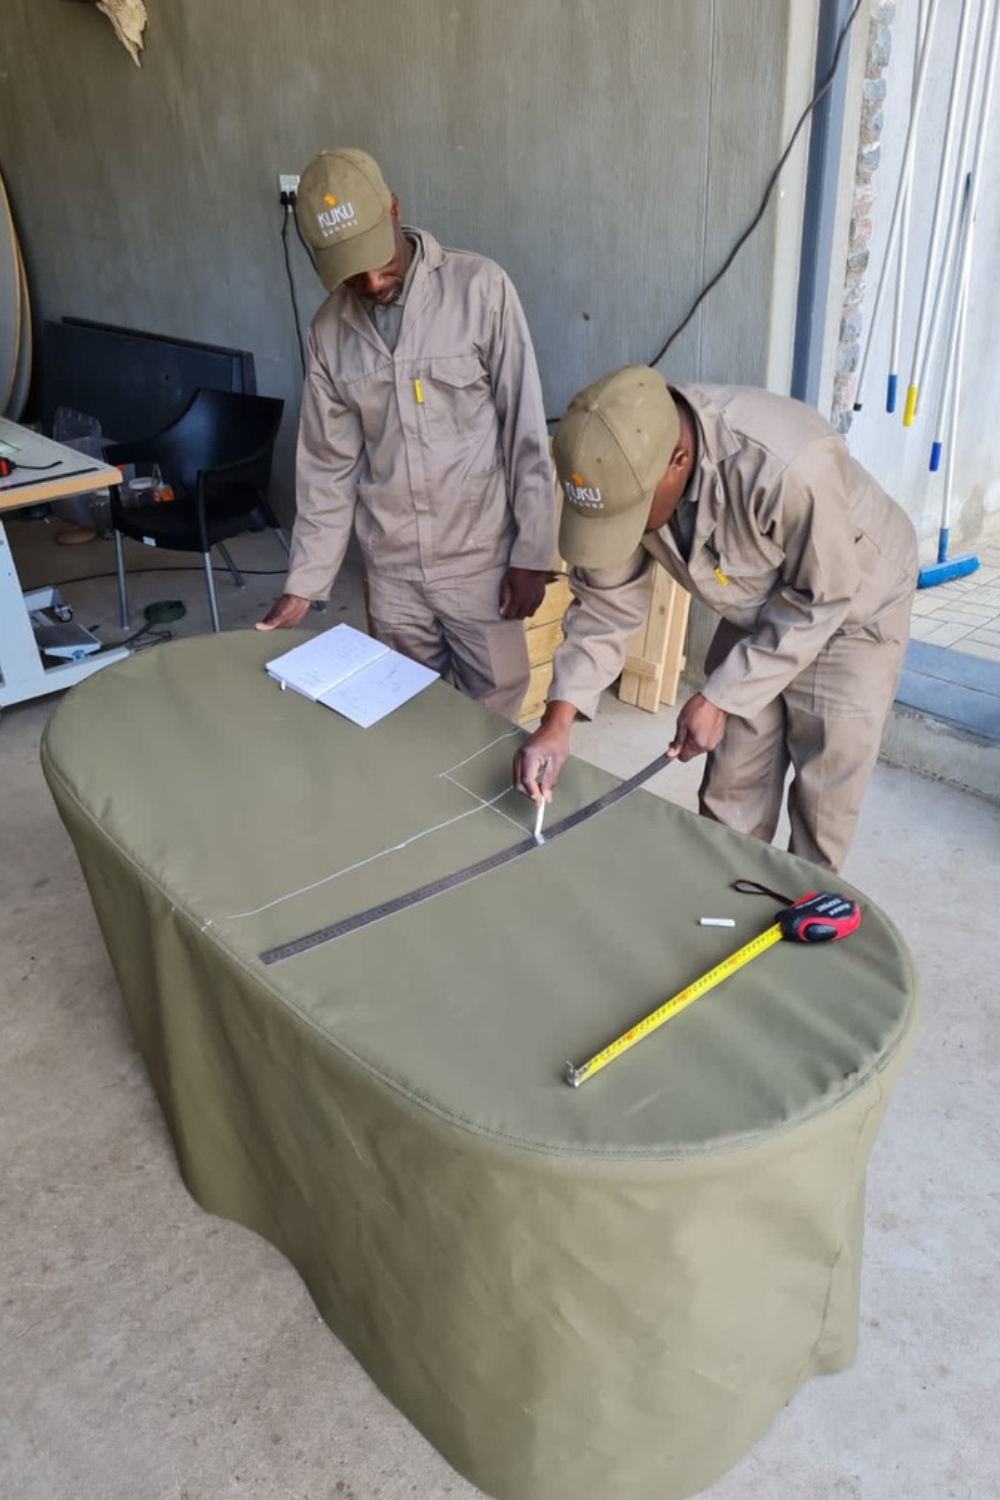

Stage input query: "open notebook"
[{"left": 265, "top": 624, "right": 438, "bottom": 728}]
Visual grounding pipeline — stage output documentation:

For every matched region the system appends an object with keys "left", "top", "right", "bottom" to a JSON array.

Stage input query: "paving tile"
[
  {"left": 967, "top": 627, "right": 1000, "bottom": 648},
  {"left": 913, "top": 619, "right": 980, "bottom": 647},
  {"left": 909, "top": 616, "right": 947, "bottom": 642},
  {"left": 919, "top": 605, "right": 1000, "bottom": 625}
]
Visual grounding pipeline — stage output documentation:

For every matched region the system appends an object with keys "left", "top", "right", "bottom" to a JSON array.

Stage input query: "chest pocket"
[
  {"left": 696, "top": 536, "right": 784, "bottom": 617},
  {"left": 422, "top": 355, "right": 501, "bottom": 473}
]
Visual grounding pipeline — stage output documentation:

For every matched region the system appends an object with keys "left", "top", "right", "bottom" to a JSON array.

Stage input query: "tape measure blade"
[{"left": 566, "top": 923, "right": 783, "bottom": 1086}]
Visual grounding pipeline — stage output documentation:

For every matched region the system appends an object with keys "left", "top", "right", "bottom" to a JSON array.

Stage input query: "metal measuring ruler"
[{"left": 259, "top": 754, "right": 672, "bottom": 966}]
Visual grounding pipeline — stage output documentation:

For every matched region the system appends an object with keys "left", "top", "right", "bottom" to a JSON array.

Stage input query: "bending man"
[{"left": 514, "top": 366, "right": 917, "bottom": 870}]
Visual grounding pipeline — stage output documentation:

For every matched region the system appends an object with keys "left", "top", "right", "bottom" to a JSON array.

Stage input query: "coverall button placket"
[{"left": 395, "top": 359, "right": 433, "bottom": 577}]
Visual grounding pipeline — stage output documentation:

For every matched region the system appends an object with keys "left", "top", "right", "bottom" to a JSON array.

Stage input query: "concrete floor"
[{"left": 2, "top": 523, "right": 999, "bottom": 1500}]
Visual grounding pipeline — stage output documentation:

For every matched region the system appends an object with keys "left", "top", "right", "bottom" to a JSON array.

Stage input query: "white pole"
[
  {"left": 887, "top": 0, "right": 930, "bottom": 411},
  {"left": 899, "top": 0, "right": 977, "bottom": 423},
  {"left": 853, "top": 0, "right": 942, "bottom": 412},
  {"left": 904, "top": 0, "right": 1000, "bottom": 424},
  {"left": 929, "top": 175, "right": 972, "bottom": 477},
  {"left": 937, "top": 241, "right": 971, "bottom": 564}
]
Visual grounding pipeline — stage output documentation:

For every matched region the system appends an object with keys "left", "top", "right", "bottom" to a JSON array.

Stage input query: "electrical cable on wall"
[
  {"left": 293, "top": 211, "right": 318, "bottom": 276},
  {"left": 648, "top": 0, "right": 865, "bottom": 370},
  {"left": 280, "top": 205, "right": 308, "bottom": 377}
]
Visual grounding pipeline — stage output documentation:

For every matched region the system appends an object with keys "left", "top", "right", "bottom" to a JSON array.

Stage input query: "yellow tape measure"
[
  {"left": 564, "top": 923, "right": 783, "bottom": 1088},
  {"left": 563, "top": 891, "right": 862, "bottom": 1088}
]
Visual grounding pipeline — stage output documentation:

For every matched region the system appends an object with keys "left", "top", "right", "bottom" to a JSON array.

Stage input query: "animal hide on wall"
[{"left": 62, "top": 0, "right": 148, "bottom": 67}]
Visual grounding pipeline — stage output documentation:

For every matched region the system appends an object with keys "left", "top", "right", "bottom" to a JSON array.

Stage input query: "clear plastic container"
[{"left": 116, "top": 461, "right": 173, "bottom": 507}]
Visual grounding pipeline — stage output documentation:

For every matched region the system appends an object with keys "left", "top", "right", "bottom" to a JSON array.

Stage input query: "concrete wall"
[
  {"left": 842, "top": 0, "right": 1000, "bottom": 556},
  {"left": 0, "top": 0, "right": 816, "bottom": 518}
]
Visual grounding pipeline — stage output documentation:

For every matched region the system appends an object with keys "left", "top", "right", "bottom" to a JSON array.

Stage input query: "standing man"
[
  {"left": 514, "top": 366, "right": 917, "bottom": 870},
  {"left": 258, "top": 148, "right": 554, "bottom": 723}
]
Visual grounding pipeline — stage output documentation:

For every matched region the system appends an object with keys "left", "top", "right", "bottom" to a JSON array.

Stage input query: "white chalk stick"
[
  {"left": 699, "top": 917, "right": 735, "bottom": 927},
  {"left": 532, "top": 801, "right": 546, "bottom": 844}
]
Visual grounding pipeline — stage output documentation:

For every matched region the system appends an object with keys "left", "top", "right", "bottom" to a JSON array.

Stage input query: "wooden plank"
[
  {"left": 525, "top": 616, "right": 565, "bottom": 668},
  {"left": 660, "top": 586, "right": 691, "bottom": 706},
  {"left": 526, "top": 572, "right": 573, "bottom": 627},
  {"left": 0, "top": 167, "right": 21, "bottom": 416},
  {"left": 619, "top": 566, "right": 674, "bottom": 711},
  {"left": 518, "top": 660, "right": 554, "bottom": 724},
  {"left": 619, "top": 567, "right": 689, "bottom": 714}
]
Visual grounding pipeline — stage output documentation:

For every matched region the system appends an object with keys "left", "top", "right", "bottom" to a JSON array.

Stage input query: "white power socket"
[{"left": 278, "top": 173, "right": 300, "bottom": 203}]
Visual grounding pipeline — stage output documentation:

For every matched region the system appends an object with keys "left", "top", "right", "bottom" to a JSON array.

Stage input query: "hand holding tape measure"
[{"left": 564, "top": 891, "right": 861, "bottom": 1088}]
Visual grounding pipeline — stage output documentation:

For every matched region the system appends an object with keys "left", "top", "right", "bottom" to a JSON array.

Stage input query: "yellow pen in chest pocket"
[
  {"left": 413, "top": 378, "right": 424, "bottom": 405},
  {"left": 707, "top": 545, "right": 728, "bottom": 586}
]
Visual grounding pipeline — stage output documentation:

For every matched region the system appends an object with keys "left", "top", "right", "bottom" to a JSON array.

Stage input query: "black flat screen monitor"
[{"left": 41, "top": 318, "right": 257, "bottom": 441}]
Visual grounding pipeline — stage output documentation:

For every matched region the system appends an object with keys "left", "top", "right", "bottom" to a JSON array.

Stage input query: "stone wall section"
[{"left": 831, "top": 1, "right": 896, "bottom": 433}]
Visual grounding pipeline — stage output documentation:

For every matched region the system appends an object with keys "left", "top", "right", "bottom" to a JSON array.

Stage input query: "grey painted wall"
[{"left": 1, "top": 0, "right": 808, "bottom": 520}]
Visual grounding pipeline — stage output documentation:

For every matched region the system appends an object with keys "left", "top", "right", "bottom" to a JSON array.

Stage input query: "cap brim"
[
  {"left": 558, "top": 493, "right": 651, "bottom": 570},
  {"left": 311, "top": 215, "right": 395, "bottom": 292}
]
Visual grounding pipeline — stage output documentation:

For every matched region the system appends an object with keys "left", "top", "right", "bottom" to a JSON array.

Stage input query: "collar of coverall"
[{"left": 362, "top": 231, "right": 423, "bottom": 312}]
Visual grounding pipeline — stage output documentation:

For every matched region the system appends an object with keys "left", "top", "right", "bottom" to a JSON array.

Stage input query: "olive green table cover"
[{"left": 41, "top": 631, "right": 920, "bottom": 1500}]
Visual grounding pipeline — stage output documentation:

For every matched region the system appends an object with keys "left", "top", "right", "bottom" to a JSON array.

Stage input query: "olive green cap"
[
  {"left": 554, "top": 366, "right": 680, "bottom": 568},
  {"left": 295, "top": 148, "right": 395, "bottom": 292}
]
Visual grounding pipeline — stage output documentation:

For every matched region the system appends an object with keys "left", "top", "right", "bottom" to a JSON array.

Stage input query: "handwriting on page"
[{"left": 318, "top": 654, "right": 438, "bottom": 728}]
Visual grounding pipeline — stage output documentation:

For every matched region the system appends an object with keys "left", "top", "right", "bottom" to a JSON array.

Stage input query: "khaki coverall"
[
  {"left": 549, "top": 385, "right": 918, "bottom": 870},
  {"left": 284, "top": 229, "right": 554, "bottom": 722}
]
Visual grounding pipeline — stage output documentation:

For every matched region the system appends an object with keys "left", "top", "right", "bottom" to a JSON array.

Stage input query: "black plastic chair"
[{"left": 103, "top": 388, "right": 287, "bottom": 632}]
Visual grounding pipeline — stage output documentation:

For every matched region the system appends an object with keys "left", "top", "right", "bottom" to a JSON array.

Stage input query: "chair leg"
[
  {"left": 203, "top": 552, "right": 222, "bottom": 632},
  {"left": 113, "top": 530, "right": 129, "bottom": 628},
  {"left": 271, "top": 527, "right": 291, "bottom": 558},
  {"left": 216, "top": 542, "right": 245, "bottom": 589}
]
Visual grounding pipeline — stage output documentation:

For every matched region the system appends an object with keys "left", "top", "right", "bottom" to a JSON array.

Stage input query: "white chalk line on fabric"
[
  {"left": 212, "top": 730, "right": 528, "bottom": 926},
  {"left": 437, "top": 728, "right": 520, "bottom": 777},
  {"left": 439, "top": 772, "right": 525, "bottom": 834}
]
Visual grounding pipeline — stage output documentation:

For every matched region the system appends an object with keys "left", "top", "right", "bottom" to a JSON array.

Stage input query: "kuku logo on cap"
[
  {"left": 316, "top": 193, "right": 358, "bottom": 238},
  {"left": 565, "top": 472, "right": 603, "bottom": 511}
]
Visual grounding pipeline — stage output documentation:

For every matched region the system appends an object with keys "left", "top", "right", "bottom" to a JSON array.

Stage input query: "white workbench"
[{"left": 0, "top": 417, "right": 129, "bottom": 714}]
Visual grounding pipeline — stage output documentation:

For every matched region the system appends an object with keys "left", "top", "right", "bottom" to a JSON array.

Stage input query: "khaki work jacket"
[
  {"left": 549, "top": 384, "right": 918, "bottom": 722},
  {"left": 284, "top": 229, "right": 554, "bottom": 598}
]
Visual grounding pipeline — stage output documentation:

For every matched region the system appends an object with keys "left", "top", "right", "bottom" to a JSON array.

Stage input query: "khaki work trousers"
[
  {"left": 698, "top": 600, "right": 913, "bottom": 871},
  {"left": 367, "top": 566, "right": 530, "bottom": 724}
]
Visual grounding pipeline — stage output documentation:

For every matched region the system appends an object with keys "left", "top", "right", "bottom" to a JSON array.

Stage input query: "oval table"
[{"left": 42, "top": 630, "right": 920, "bottom": 1500}]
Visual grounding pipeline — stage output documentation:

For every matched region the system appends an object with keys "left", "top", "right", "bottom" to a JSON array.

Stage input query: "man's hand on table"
[
  {"left": 668, "top": 693, "right": 727, "bottom": 761},
  {"left": 256, "top": 593, "right": 312, "bottom": 631},
  {"left": 514, "top": 700, "right": 578, "bottom": 806},
  {"left": 499, "top": 567, "right": 548, "bottom": 621}
]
